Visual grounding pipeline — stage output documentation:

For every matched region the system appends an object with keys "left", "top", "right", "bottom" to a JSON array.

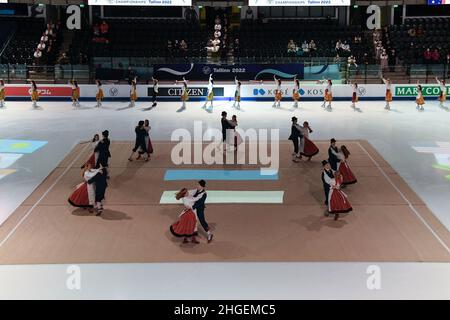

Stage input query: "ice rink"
[{"left": 0, "top": 99, "right": 449, "bottom": 299}]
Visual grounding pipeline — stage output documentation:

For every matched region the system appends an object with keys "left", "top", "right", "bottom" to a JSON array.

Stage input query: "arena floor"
[{"left": 0, "top": 100, "right": 449, "bottom": 298}]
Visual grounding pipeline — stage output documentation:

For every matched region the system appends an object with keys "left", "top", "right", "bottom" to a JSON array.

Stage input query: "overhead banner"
[
  {"left": 153, "top": 64, "right": 305, "bottom": 81},
  {"left": 88, "top": 0, "right": 191, "bottom": 5},
  {"left": 248, "top": 0, "right": 350, "bottom": 5}
]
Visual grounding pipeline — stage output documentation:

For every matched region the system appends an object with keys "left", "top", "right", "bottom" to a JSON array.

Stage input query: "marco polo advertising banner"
[
  {"left": 394, "top": 85, "right": 450, "bottom": 97},
  {"left": 153, "top": 64, "right": 305, "bottom": 81}
]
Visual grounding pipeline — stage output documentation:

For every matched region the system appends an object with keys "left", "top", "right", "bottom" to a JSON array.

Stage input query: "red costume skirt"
[
  {"left": 338, "top": 161, "right": 357, "bottom": 185},
  {"left": 352, "top": 92, "right": 358, "bottom": 103},
  {"left": 275, "top": 91, "right": 282, "bottom": 101},
  {"left": 84, "top": 153, "right": 96, "bottom": 168},
  {"left": 301, "top": 137, "right": 319, "bottom": 157},
  {"left": 328, "top": 188, "right": 352, "bottom": 214},
  {"left": 147, "top": 137, "right": 153, "bottom": 154},
  {"left": 170, "top": 209, "right": 198, "bottom": 237},
  {"left": 385, "top": 89, "right": 392, "bottom": 102},
  {"left": 68, "top": 182, "right": 92, "bottom": 208}
]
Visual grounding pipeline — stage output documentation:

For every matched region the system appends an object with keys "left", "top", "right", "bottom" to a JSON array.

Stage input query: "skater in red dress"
[
  {"left": 82, "top": 134, "right": 100, "bottom": 168},
  {"left": 170, "top": 188, "right": 205, "bottom": 244},
  {"left": 327, "top": 172, "right": 353, "bottom": 220},
  {"left": 300, "top": 121, "right": 319, "bottom": 161},
  {"left": 337, "top": 145, "right": 357, "bottom": 185},
  {"left": 68, "top": 163, "right": 104, "bottom": 213}
]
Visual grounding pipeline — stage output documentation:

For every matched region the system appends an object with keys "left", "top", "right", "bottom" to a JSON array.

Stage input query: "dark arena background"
[{"left": 0, "top": 0, "right": 449, "bottom": 307}]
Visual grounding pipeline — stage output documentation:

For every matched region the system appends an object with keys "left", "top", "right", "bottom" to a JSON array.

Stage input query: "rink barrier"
[{"left": 3, "top": 84, "right": 449, "bottom": 101}]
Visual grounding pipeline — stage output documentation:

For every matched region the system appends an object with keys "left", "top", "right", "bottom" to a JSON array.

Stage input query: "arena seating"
[
  {"left": 0, "top": 17, "right": 45, "bottom": 65},
  {"left": 91, "top": 18, "right": 208, "bottom": 61},
  {"left": 235, "top": 19, "right": 371, "bottom": 63},
  {"left": 387, "top": 17, "right": 450, "bottom": 65}
]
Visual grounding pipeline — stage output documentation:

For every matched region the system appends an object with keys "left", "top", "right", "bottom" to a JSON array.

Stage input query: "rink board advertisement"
[
  {"left": 3, "top": 84, "right": 448, "bottom": 101},
  {"left": 88, "top": 0, "right": 191, "bottom": 5},
  {"left": 153, "top": 64, "right": 305, "bottom": 81}
]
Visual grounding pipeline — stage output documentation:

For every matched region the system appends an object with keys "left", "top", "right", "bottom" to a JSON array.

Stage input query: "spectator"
[
  {"left": 93, "top": 23, "right": 100, "bottom": 36},
  {"left": 353, "top": 35, "right": 362, "bottom": 44},
  {"left": 100, "top": 20, "right": 109, "bottom": 36},
  {"left": 184, "top": 6, "right": 198, "bottom": 23},
  {"left": 363, "top": 53, "right": 369, "bottom": 66},
  {"left": 214, "top": 22, "right": 222, "bottom": 31},
  {"left": 424, "top": 48, "right": 432, "bottom": 64},
  {"left": 432, "top": 49, "right": 440, "bottom": 64},
  {"left": 214, "top": 15, "right": 221, "bottom": 25},
  {"left": 335, "top": 39, "right": 342, "bottom": 51},
  {"left": 245, "top": 7, "right": 254, "bottom": 20},
  {"left": 341, "top": 41, "right": 350, "bottom": 52},
  {"left": 380, "top": 49, "right": 388, "bottom": 71},
  {"left": 348, "top": 55, "right": 358, "bottom": 69},
  {"left": 40, "top": 33, "right": 48, "bottom": 43},
  {"left": 301, "top": 41, "right": 309, "bottom": 53},
  {"left": 408, "top": 27, "right": 416, "bottom": 37},
  {"left": 33, "top": 49, "right": 42, "bottom": 59},
  {"left": 37, "top": 41, "right": 46, "bottom": 51},
  {"left": 233, "top": 38, "right": 240, "bottom": 56},
  {"left": 375, "top": 41, "right": 383, "bottom": 60},
  {"left": 214, "top": 30, "right": 222, "bottom": 38},
  {"left": 180, "top": 39, "right": 188, "bottom": 58},
  {"left": 388, "top": 49, "right": 397, "bottom": 72},
  {"left": 287, "top": 39, "right": 297, "bottom": 54},
  {"left": 334, "top": 54, "right": 341, "bottom": 64},
  {"left": 308, "top": 40, "right": 317, "bottom": 52}
]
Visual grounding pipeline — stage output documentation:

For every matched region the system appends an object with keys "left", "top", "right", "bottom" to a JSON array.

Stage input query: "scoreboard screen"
[
  {"left": 88, "top": 0, "right": 191, "bottom": 5},
  {"left": 248, "top": 0, "right": 350, "bottom": 6}
]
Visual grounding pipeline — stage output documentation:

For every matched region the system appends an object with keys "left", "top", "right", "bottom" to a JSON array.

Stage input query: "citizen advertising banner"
[
  {"left": 153, "top": 64, "right": 305, "bottom": 81},
  {"left": 148, "top": 87, "right": 224, "bottom": 97}
]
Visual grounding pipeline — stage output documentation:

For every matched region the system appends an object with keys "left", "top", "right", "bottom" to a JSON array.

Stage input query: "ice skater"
[
  {"left": 350, "top": 81, "right": 358, "bottom": 110},
  {"left": 273, "top": 75, "right": 282, "bottom": 108},
  {"left": 337, "top": 145, "right": 357, "bottom": 185},
  {"left": 0, "top": 79, "right": 5, "bottom": 108},
  {"left": 94, "top": 130, "right": 111, "bottom": 178},
  {"left": 71, "top": 79, "right": 80, "bottom": 107},
  {"left": 202, "top": 74, "right": 214, "bottom": 111},
  {"left": 95, "top": 80, "right": 103, "bottom": 108},
  {"left": 299, "top": 121, "right": 319, "bottom": 161},
  {"left": 169, "top": 188, "right": 205, "bottom": 244},
  {"left": 227, "top": 114, "right": 242, "bottom": 151},
  {"left": 382, "top": 77, "right": 392, "bottom": 110},
  {"left": 137, "top": 119, "right": 153, "bottom": 160},
  {"left": 293, "top": 76, "right": 300, "bottom": 108},
  {"left": 318, "top": 79, "right": 332, "bottom": 110},
  {"left": 151, "top": 77, "right": 159, "bottom": 108},
  {"left": 323, "top": 164, "right": 353, "bottom": 221},
  {"left": 128, "top": 120, "right": 149, "bottom": 162},
  {"left": 436, "top": 77, "right": 446, "bottom": 108},
  {"left": 29, "top": 80, "right": 39, "bottom": 108},
  {"left": 321, "top": 160, "right": 334, "bottom": 207},
  {"left": 82, "top": 133, "right": 100, "bottom": 168},
  {"left": 288, "top": 116, "right": 303, "bottom": 162},
  {"left": 191, "top": 180, "right": 213, "bottom": 243},
  {"left": 233, "top": 76, "right": 241, "bottom": 109},
  {"left": 129, "top": 77, "right": 137, "bottom": 108},
  {"left": 176, "top": 77, "right": 189, "bottom": 111},
  {"left": 416, "top": 82, "right": 425, "bottom": 111},
  {"left": 328, "top": 138, "right": 340, "bottom": 171},
  {"left": 220, "top": 111, "right": 230, "bottom": 151}
]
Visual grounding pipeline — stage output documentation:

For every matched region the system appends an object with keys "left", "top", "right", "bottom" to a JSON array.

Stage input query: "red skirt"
[
  {"left": 301, "top": 137, "right": 319, "bottom": 157},
  {"left": 68, "top": 182, "right": 92, "bottom": 208},
  {"left": 170, "top": 209, "right": 198, "bottom": 237},
  {"left": 352, "top": 92, "right": 358, "bottom": 103},
  {"left": 85, "top": 153, "right": 96, "bottom": 167},
  {"left": 328, "top": 188, "right": 352, "bottom": 214},
  {"left": 338, "top": 161, "right": 357, "bottom": 185},
  {"left": 147, "top": 137, "right": 153, "bottom": 154}
]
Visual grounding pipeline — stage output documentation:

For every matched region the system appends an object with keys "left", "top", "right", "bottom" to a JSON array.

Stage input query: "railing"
[{"left": 1, "top": 61, "right": 448, "bottom": 84}]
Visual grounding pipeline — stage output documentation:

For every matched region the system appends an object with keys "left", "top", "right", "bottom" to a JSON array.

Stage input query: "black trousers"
[
  {"left": 324, "top": 185, "right": 330, "bottom": 205},
  {"left": 292, "top": 138, "right": 299, "bottom": 154},
  {"left": 196, "top": 208, "right": 209, "bottom": 232},
  {"left": 152, "top": 92, "right": 157, "bottom": 104},
  {"left": 133, "top": 140, "right": 147, "bottom": 153}
]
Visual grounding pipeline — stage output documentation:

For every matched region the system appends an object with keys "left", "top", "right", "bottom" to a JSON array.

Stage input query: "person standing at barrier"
[
  {"left": 71, "top": 79, "right": 80, "bottom": 107},
  {"left": 318, "top": 79, "right": 333, "bottom": 110},
  {"left": 416, "top": 82, "right": 425, "bottom": 111},
  {"left": 95, "top": 80, "right": 103, "bottom": 108},
  {"left": 233, "top": 76, "right": 241, "bottom": 109},
  {"left": 436, "top": 77, "right": 446, "bottom": 108},
  {"left": 0, "top": 79, "right": 5, "bottom": 108},
  {"left": 29, "top": 80, "right": 39, "bottom": 109},
  {"left": 202, "top": 74, "right": 214, "bottom": 112},
  {"left": 273, "top": 75, "right": 282, "bottom": 108},
  {"left": 176, "top": 77, "right": 189, "bottom": 111},
  {"left": 350, "top": 82, "right": 358, "bottom": 110},
  {"left": 382, "top": 77, "right": 392, "bottom": 110},
  {"left": 151, "top": 77, "right": 159, "bottom": 108},
  {"left": 129, "top": 77, "right": 137, "bottom": 108},
  {"left": 292, "top": 76, "right": 300, "bottom": 109}
]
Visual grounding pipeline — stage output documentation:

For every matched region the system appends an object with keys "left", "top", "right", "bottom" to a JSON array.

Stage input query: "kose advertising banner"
[{"left": 154, "top": 64, "right": 305, "bottom": 81}]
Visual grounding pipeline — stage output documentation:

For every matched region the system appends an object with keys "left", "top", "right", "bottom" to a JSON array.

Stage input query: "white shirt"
[
  {"left": 207, "top": 77, "right": 213, "bottom": 93},
  {"left": 326, "top": 83, "right": 332, "bottom": 94},
  {"left": 154, "top": 82, "right": 159, "bottom": 93},
  {"left": 352, "top": 84, "right": 357, "bottom": 94},
  {"left": 294, "top": 81, "right": 299, "bottom": 93},
  {"left": 383, "top": 79, "right": 391, "bottom": 90},
  {"left": 34, "top": 51, "right": 42, "bottom": 58},
  {"left": 235, "top": 79, "right": 241, "bottom": 95}
]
